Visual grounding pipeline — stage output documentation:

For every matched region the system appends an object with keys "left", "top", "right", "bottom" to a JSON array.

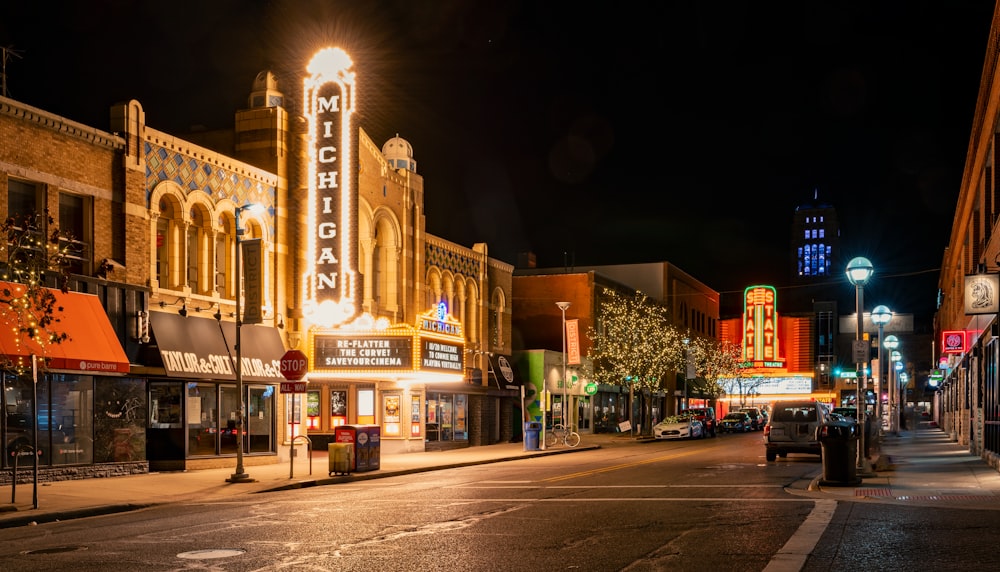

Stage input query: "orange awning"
[{"left": 0, "top": 283, "right": 130, "bottom": 374}]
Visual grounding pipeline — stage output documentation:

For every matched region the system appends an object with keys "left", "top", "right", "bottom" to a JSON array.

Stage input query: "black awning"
[
  {"left": 488, "top": 354, "right": 521, "bottom": 390},
  {"left": 148, "top": 311, "right": 286, "bottom": 382}
]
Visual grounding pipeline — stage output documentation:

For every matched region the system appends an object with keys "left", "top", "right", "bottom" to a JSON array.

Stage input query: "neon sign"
[
  {"left": 743, "top": 285, "right": 785, "bottom": 367},
  {"left": 302, "top": 47, "right": 360, "bottom": 327}
]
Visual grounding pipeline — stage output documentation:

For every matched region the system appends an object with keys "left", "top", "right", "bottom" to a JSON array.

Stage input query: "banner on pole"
[{"left": 566, "top": 319, "right": 581, "bottom": 365}]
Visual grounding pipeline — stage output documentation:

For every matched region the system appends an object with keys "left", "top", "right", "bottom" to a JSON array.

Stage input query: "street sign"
[
  {"left": 852, "top": 340, "right": 868, "bottom": 364},
  {"left": 280, "top": 381, "right": 307, "bottom": 393},
  {"left": 280, "top": 349, "right": 309, "bottom": 381}
]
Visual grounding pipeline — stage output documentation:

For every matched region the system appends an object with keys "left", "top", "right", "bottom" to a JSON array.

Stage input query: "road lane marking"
[
  {"left": 541, "top": 449, "right": 704, "bottom": 482},
  {"left": 763, "top": 499, "right": 836, "bottom": 572}
]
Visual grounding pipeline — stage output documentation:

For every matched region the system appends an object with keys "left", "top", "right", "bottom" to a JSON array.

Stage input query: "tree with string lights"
[
  {"left": 686, "top": 337, "right": 745, "bottom": 403},
  {"left": 586, "top": 289, "right": 684, "bottom": 435},
  {"left": 0, "top": 210, "right": 76, "bottom": 374}
]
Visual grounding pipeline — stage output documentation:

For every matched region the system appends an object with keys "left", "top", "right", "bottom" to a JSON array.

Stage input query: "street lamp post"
[
  {"left": 682, "top": 336, "right": 691, "bottom": 411},
  {"left": 229, "top": 203, "right": 263, "bottom": 483},
  {"left": 884, "top": 335, "right": 900, "bottom": 434},
  {"left": 556, "top": 302, "right": 571, "bottom": 430},
  {"left": 870, "top": 305, "right": 893, "bottom": 426},
  {"left": 898, "top": 368, "right": 909, "bottom": 430},
  {"left": 846, "top": 256, "right": 874, "bottom": 474}
]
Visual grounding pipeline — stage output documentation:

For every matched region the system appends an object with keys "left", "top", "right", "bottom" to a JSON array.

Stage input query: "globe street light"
[
  {"left": 556, "top": 302, "right": 571, "bottom": 430},
  {"left": 884, "top": 335, "right": 900, "bottom": 435},
  {"left": 892, "top": 348, "right": 904, "bottom": 434},
  {"left": 898, "top": 368, "right": 909, "bottom": 430},
  {"left": 870, "top": 305, "right": 892, "bottom": 425},
  {"left": 846, "top": 256, "right": 874, "bottom": 474},
  {"left": 229, "top": 202, "right": 264, "bottom": 484}
]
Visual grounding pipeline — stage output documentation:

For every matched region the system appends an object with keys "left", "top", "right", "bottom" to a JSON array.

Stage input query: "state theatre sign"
[{"left": 310, "top": 308, "right": 465, "bottom": 380}]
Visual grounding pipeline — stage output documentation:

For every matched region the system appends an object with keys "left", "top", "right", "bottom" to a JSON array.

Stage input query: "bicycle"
[{"left": 544, "top": 424, "right": 581, "bottom": 448}]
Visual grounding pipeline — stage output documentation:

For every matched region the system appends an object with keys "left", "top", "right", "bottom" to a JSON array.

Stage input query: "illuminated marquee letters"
[
  {"left": 303, "top": 47, "right": 360, "bottom": 326},
  {"left": 743, "top": 285, "right": 785, "bottom": 368}
]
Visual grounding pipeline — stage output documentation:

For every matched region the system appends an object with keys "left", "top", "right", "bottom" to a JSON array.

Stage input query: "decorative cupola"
[
  {"left": 382, "top": 134, "right": 416, "bottom": 173},
  {"left": 248, "top": 70, "right": 284, "bottom": 109}
]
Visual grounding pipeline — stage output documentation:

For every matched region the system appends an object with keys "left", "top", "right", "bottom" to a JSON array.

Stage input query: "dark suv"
[{"left": 684, "top": 407, "right": 717, "bottom": 437}]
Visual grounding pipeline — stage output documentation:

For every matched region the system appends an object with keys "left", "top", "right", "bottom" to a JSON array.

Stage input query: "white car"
[{"left": 653, "top": 415, "right": 705, "bottom": 440}]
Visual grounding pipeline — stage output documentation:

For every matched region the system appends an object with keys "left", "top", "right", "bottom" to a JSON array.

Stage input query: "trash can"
[
  {"left": 328, "top": 442, "right": 353, "bottom": 476},
  {"left": 818, "top": 421, "right": 861, "bottom": 486},
  {"left": 524, "top": 422, "right": 541, "bottom": 451}
]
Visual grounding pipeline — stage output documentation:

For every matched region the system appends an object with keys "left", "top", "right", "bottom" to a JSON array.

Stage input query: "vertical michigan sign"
[{"left": 303, "top": 47, "right": 360, "bottom": 327}]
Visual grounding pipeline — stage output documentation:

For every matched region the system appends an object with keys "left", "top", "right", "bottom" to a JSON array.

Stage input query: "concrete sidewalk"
[
  {"left": 3, "top": 426, "right": 1000, "bottom": 529},
  {"left": 807, "top": 424, "right": 1000, "bottom": 507}
]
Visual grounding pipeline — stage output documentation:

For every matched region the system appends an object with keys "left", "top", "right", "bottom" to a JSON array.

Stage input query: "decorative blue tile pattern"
[{"left": 144, "top": 141, "right": 277, "bottom": 239}]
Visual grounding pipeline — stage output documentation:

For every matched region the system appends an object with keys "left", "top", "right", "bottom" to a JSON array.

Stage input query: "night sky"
[{"left": 1, "top": 1, "right": 995, "bottom": 319}]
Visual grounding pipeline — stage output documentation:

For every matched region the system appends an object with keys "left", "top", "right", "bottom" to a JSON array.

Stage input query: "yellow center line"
[{"left": 542, "top": 448, "right": 704, "bottom": 483}]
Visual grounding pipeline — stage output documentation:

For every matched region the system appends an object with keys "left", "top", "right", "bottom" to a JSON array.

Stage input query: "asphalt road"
[{"left": 0, "top": 432, "right": 995, "bottom": 571}]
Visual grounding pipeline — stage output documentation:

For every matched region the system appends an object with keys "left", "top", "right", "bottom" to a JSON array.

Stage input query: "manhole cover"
[
  {"left": 22, "top": 545, "right": 88, "bottom": 555},
  {"left": 177, "top": 549, "right": 246, "bottom": 560}
]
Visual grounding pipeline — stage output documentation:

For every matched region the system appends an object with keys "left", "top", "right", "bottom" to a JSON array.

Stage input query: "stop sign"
[{"left": 280, "top": 349, "right": 309, "bottom": 381}]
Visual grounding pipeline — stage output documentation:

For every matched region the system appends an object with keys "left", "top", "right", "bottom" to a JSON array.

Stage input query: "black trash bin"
[
  {"left": 818, "top": 421, "right": 861, "bottom": 486},
  {"left": 524, "top": 422, "right": 541, "bottom": 451}
]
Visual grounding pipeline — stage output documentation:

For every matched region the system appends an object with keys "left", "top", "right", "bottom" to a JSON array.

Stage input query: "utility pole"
[{"left": 1, "top": 46, "right": 24, "bottom": 98}]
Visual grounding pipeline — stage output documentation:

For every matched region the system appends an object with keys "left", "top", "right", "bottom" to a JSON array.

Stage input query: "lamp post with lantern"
[
  {"left": 556, "top": 302, "right": 571, "bottom": 430},
  {"left": 846, "top": 257, "right": 874, "bottom": 474},
  {"left": 870, "top": 305, "right": 893, "bottom": 425},
  {"left": 228, "top": 202, "right": 264, "bottom": 484},
  {"left": 884, "top": 335, "right": 900, "bottom": 435}
]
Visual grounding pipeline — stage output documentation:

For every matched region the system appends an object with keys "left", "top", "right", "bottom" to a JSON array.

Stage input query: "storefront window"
[
  {"left": 425, "top": 392, "right": 468, "bottom": 443},
  {"left": 248, "top": 385, "right": 274, "bottom": 453},
  {"left": 187, "top": 383, "right": 217, "bottom": 456},
  {"left": 3, "top": 373, "right": 143, "bottom": 468},
  {"left": 4, "top": 371, "right": 35, "bottom": 468},
  {"left": 150, "top": 383, "right": 182, "bottom": 428},
  {"left": 42, "top": 374, "right": 94, "bottom": 466},
  {"left": 219, "top": 385, "right": 240, "bottom": 454}
]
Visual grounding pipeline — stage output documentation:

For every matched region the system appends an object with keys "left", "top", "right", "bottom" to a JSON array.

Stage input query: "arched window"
[
  {"left": 156, "top": 197, "right": 182, "bottom": 288},
  {"left": 187, "top": 204, "right": 212, "bottom": 294}
]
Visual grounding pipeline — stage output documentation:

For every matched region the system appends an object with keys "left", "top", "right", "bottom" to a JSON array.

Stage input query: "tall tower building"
[{"left": 791, "top": 190, "right": 839, "bottom": 284}]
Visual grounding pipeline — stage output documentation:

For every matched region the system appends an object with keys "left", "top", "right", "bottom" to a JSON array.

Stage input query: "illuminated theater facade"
[
  {"left": 266, "top": 48, "right": 518, "bottom": 455},
  {"left": 718, "top": 285, "right": 830, "bottom": 408},
  {"left": 0, "top": 44, "right": 516, "bottom": 482}
]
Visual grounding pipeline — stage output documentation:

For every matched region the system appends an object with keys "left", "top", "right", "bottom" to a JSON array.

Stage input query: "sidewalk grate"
[{"left": 856, "top": 488, "right": 893, "bottom": 497}]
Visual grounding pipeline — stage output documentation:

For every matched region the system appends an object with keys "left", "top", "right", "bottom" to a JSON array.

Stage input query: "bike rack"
[{"left": 289, "top": 435, "right": 313, "bottom": 478}]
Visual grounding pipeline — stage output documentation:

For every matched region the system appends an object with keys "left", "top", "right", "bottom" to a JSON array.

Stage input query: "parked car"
[
  {"left": 739, "top": 407, "right": 766, "bottom": 430},
  {"left": 720, "top": 411, "right": 753, "bottom": 433},
  {"left": 832, "top": 407, "right": 858, "bottom": 423},
  {"left": 653, "top": 415, "right": 705, "bottom": 440},
  {"left": 684, "top": 407, "right": 717, "bottom": 437},
  {"left": 763, "top": 400, "right": 830, "bottom": 461}
]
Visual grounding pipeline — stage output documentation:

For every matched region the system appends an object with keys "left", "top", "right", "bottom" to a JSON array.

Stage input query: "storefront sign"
[
  {"left": 420, "top": 338, "right": 463, "bottom": 372},
  {"left": 942, "top": 330, "right": 966, "bottom": 354},
  {"left": 314, "top": 336, "right": 412, "bottom": 370},
  {"left": 148, "top": 312, "right": 286, "bottom": 381},
  {"left": 964, "top": 273, "right": 999, "bottom": 314}
]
